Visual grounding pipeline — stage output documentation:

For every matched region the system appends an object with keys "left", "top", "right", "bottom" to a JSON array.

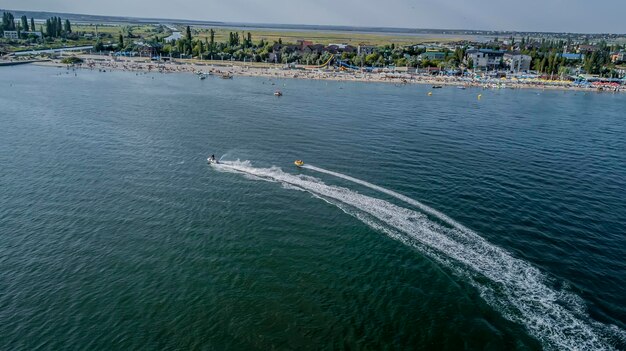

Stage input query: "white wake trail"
[
  {"left": 213, "top": 160, "right": 623, "bottom": 351},
  {"left": 302, "top": 164, "right": 472, "bottom": 233}
]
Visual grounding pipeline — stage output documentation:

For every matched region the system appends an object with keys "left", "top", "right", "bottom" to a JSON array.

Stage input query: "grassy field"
[
  {"left": 73, "top": 24, "right": 164, "bottom": 38},
  {"left": 0, "top": 38, "right": 97, "bottom": 52},
  {"left": 191, "top": 27, "right": 460, "bottom": 46},
  {"left": 53, "top": 23, "right": 460, "bottom": 47}
]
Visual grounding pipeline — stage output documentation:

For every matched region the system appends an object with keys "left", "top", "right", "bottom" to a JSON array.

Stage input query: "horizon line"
[{"left": 2, "top": 8, "right": 625, "bottom": 36}]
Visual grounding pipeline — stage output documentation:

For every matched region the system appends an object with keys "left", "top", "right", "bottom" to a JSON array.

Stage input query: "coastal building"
[
  {"left": 164, "top": 31, "right": 182, "bottom": 43},
  {"left": 611, "top": 51, "right": 626, "bottom": 63},
  {"left": 328, "top": 43, "right": 349, "bottom": 50},
  {"left": 302, "top": 44, "right": 325, "bottom": 54},
  {"left": 326, "top": 44, "right": 355, "bottom": 54},
  {"left": 504, "top": 52, "right": 532, "bottom": 72},
  {"left": 269, "top": 52, "right": 280, "bottom": 63},
  {"left": 465, "top": 49, "right": 505, "bottom": 70},
  {"left": 412, "top": 44, "right": 440, "bottom": 51},
  {"left": 3, "top": 30, "right": 18, "bottom": 40},
  {"left": 578, "top": 44, "right": 599, "bottom": 53},
  {"left": 418, "top": 51, "right": 446, "bottom": 61},
  {"left": 296, "top": 40, "right": 313, "bottom": 49},
  {"left": 558, "top": 53, "right": 585, "bottom": 61},
  {"left": 419, "top": 66, "right": 442, "bottom": 75},
  {"left": 136, "top": 43, "right": 157, "bottom": 58},
  {"left": 357, "top": 45, "right": 377, "bottom": 55}
]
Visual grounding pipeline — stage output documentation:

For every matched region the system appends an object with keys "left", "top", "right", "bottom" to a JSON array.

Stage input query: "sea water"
[{"left": 1, "top": 65, "right": 625, "bottom": 350}]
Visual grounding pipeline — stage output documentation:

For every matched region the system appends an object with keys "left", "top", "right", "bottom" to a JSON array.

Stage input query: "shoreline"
[{"left": 29, "top": 56, "right": 625, "bottom": 94}]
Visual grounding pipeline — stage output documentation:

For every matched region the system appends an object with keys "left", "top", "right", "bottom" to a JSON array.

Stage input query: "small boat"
[
  {"left": 457, "top": 86, "right": 466, "bottom": 90},
  {"left": 294, "top": 160, "right": 304, "bottom": 167},
  {"left": 432, "top": 85, "right": 443, "bottom": 89},
  {"left": 221, "top": 73, "right": 233, "bottom": 79},
  {"left": 207, "top": 156, "right": 219, "bottom": 164},
  {"left": 199, "top": 75, "right": 206, "bottom": 80},
  {"left": 274, "top": 90, "right": 282, "bottom": 96}
]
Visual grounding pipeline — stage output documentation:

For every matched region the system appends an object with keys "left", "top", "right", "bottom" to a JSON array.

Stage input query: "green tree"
[
  {"left": 21, "top": 15, "right": 29, "bottom": 31},
  {"left": 539, "top": 56, "right": 548, "bottom": 73},
  {"left": 228, "top": 32, "right": 240, "bottom": 47},
  {"left": 365, "top": 53, "right": 379, "bottom": 66},
  {"left": 45, "top": 19, "right": 51, "bottom": 37},
  {"left": 64, "top": 19, "right": 71, "bottom": 33},
  {"left": 56, "top": 17, "right": 62, "bottom": 37},
  {"left": 2, "top": 12, "right": 16, "bottom": 32},
  {"left": 30, "top": 18, "right": 35, "bottom": 33},
  {"left": 185, "top": 26, "right": 192, "bottom": 42},
  {"left": 242, "top": 31, "right": 252, "bottom": 48},
  {"left": 118, "top": 33, "right": 124, "bottom": 48}
]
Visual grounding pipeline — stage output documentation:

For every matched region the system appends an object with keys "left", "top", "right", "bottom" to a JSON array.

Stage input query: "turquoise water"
[{"left": 1, "top": 65, "right": 625, "bottom": 350}]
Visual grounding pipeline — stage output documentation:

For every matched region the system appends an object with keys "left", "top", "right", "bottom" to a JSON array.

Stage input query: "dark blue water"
[{"left": 1, "top": 65, "right": 625, "bottom": 350}]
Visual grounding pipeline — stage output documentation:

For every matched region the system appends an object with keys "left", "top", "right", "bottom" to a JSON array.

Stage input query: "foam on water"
[
  {"left": 303, "top": 165, "right": 473, "bottom": 234},
  {"left": 213, "top": 160, "right": 624, "bottom": 350}
]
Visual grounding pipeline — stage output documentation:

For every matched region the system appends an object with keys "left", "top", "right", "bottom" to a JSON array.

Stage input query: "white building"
[
  {"left": 3, "top": 31, "right": 18, "bottom": 40},
  {"left": 504, "top": 52, "right": 532, "bottom": 72},
  {"left": 328, "top": 43, "right": 349, "bottom": 50},
  {"left": 465, "top": 49, "right": 505, "bottom": 70},
  {"left": 164, "top": 31, "right": 182, "bottom": 43}
]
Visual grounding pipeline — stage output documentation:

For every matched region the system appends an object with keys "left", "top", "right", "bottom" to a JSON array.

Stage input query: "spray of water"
[{"left": 212, "top": 160, "right": 624, "bottom": 350}]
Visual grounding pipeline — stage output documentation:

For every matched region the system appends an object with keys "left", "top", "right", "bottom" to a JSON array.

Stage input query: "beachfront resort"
[{"left": 1, "top": 10, "right": 625, "bottom": 91}]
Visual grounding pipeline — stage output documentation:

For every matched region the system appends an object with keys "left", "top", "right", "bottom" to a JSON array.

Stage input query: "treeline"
[
  {"left": 45, "top": 16, "right": 72, "bottom": 38},
  {"left": 165, "top": 26, "right": 264, "bottom": 60},
  {"left": 1, "top": 12, "right": 16, "bottom": 33},
  {"left": 1, "top": 12, "right": 36, "bottom": 34},
  {"left": 0, "top": 11, "right": 72, "bottom": 39},
  {"left": 150, "top": 29, "right": 469, "bottom": 68}
]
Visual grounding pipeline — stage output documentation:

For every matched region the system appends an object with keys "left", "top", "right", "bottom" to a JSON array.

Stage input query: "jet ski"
[
  {"left": 294, "top": 160, "right": 304, "bottom": 167},
  {"left": 207, "top": 156, "right": 219, "bottom": 164}
]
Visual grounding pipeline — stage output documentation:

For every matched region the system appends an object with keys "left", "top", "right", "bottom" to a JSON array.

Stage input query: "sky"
[{"left": 3, "top": 0, "right": 625, "bottom": 33}]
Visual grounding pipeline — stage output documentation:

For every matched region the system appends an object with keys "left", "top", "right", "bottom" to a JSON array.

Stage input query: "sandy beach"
[{"left": 30, "top": 55, "right": 624, "bottom": 94}]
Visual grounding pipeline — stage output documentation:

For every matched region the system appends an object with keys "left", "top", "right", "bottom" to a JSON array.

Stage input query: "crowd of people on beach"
[{"left": 37, "top": 55, "right": 623, "bottom": 94}]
